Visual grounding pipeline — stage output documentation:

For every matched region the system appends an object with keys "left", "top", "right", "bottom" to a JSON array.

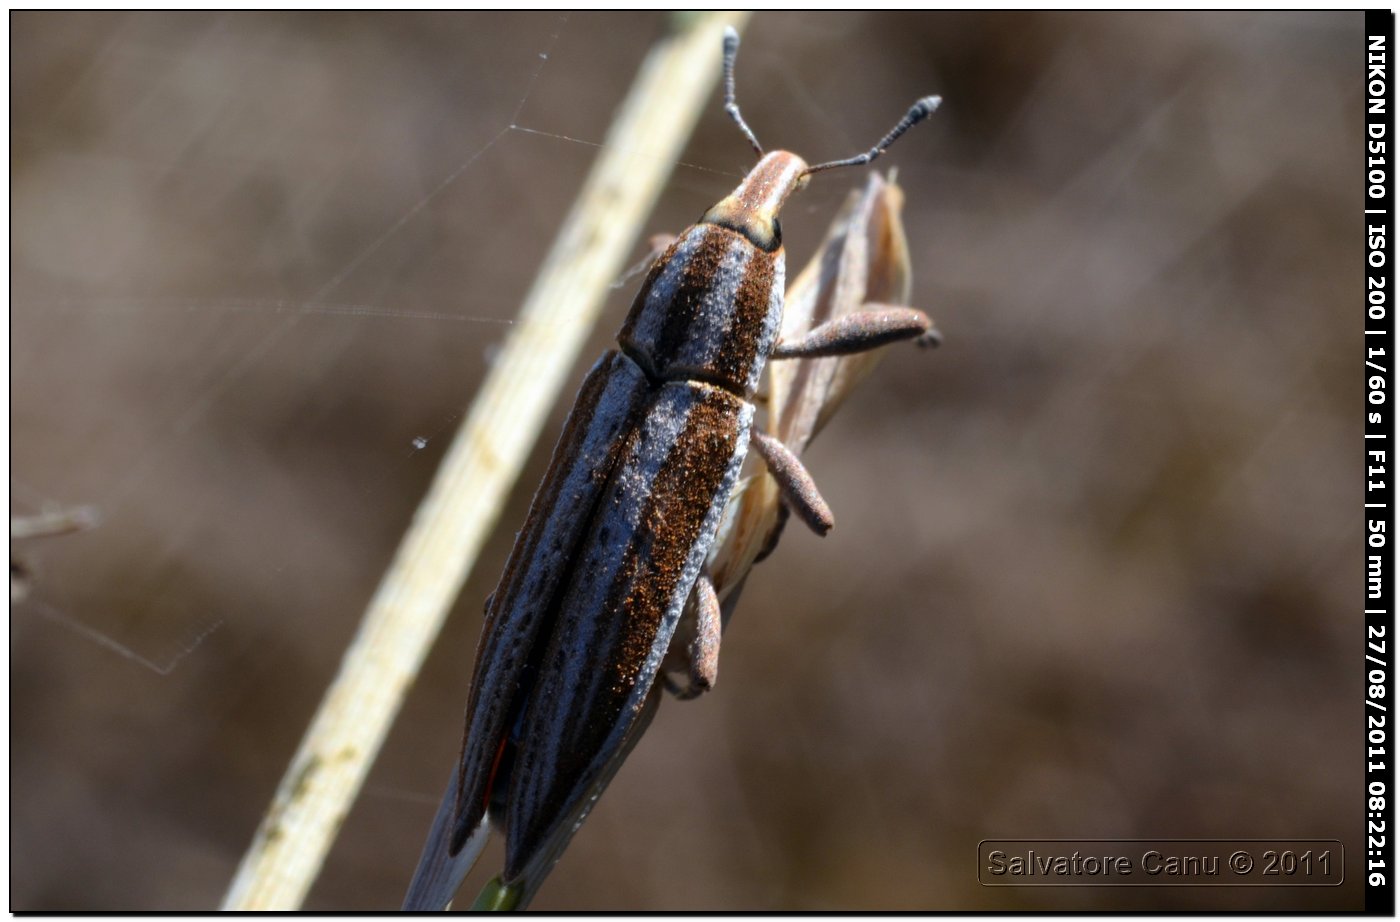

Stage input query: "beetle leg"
[
  {"left": 914, "top": 325, "right": 943, "bottom": 349},
  {"left": 749, "top": 430, "right": 834, "bottom": 536},
  {"left": 663, "top": 570, "right": 723, "bottom": 700},
  {"left": 770, "top": 304, "right": 932, "bottom": 359},
  {"left": 613, "top": 233, "right": 681, "bottom": 289}
]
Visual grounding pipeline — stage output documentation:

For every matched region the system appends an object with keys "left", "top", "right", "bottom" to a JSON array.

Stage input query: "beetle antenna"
[
  {"left": 722, "top": 27, "right": 764, "bottom": 158},
  {"left": 804, "top": 95, "right": 942, "bottom": 176}
]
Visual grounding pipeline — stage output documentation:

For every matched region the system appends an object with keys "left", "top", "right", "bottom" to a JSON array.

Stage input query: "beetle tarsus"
[
  {"left": 771, "top": 305, "right": 932, "bottom": 359},
  {"left": 915, "top": 326, "right": 943, "bottom": 349},
  {"left": 667, "top": 571, "right": 722, "bottom": 700}
]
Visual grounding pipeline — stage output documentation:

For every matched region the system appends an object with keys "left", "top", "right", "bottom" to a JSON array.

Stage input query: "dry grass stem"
[{"left": 220, "top": 12, "right": 748, "bottom": 910}]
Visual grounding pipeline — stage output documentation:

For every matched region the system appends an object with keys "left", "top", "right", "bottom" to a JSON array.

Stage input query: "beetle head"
[{"left": 700, "top": 151, "right": 808, "bottom": 252}]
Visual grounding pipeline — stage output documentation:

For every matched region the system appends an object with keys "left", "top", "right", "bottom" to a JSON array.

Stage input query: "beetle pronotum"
[{"left": 405, "top": 28, "right": 941, "bottom": 910}]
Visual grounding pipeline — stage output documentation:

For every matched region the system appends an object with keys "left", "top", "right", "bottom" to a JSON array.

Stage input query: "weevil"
[
  {"left": 404, "top": 28, "right": 941, "bottom": 909},
  {"left": 660, "top": 169, "right": 930, "bottom": 700}
]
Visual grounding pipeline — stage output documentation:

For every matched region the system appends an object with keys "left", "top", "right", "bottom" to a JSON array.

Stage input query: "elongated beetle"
[{"left": 405, "top": 27, "right": 940, "bottom": 909}]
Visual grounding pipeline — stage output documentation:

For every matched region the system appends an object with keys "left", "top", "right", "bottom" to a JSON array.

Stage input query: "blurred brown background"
[{"left": 11, "top": 11, "right": 1363, "bottom": 910}]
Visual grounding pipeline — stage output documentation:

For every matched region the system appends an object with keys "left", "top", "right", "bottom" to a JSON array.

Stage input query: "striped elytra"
[{"left": 448, "top": 350, "right": 757, "bottom": 877}]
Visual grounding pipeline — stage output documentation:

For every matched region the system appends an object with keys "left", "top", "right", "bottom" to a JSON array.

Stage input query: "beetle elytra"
[{"left": 404, "top": 27, "right": 940, "bottom": 909}]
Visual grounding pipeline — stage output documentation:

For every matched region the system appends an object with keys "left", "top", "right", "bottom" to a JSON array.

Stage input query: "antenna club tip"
[
  {"left": 915, "top": 95, "right": 943, "bottom": 117},
  {"left": 723, "top": 26, "right": 739, "bottom": 46}
]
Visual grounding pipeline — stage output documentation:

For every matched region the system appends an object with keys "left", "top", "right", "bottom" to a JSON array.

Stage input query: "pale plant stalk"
[{"left": 220, "top": 12, "right": 748, "bottom": 910}]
